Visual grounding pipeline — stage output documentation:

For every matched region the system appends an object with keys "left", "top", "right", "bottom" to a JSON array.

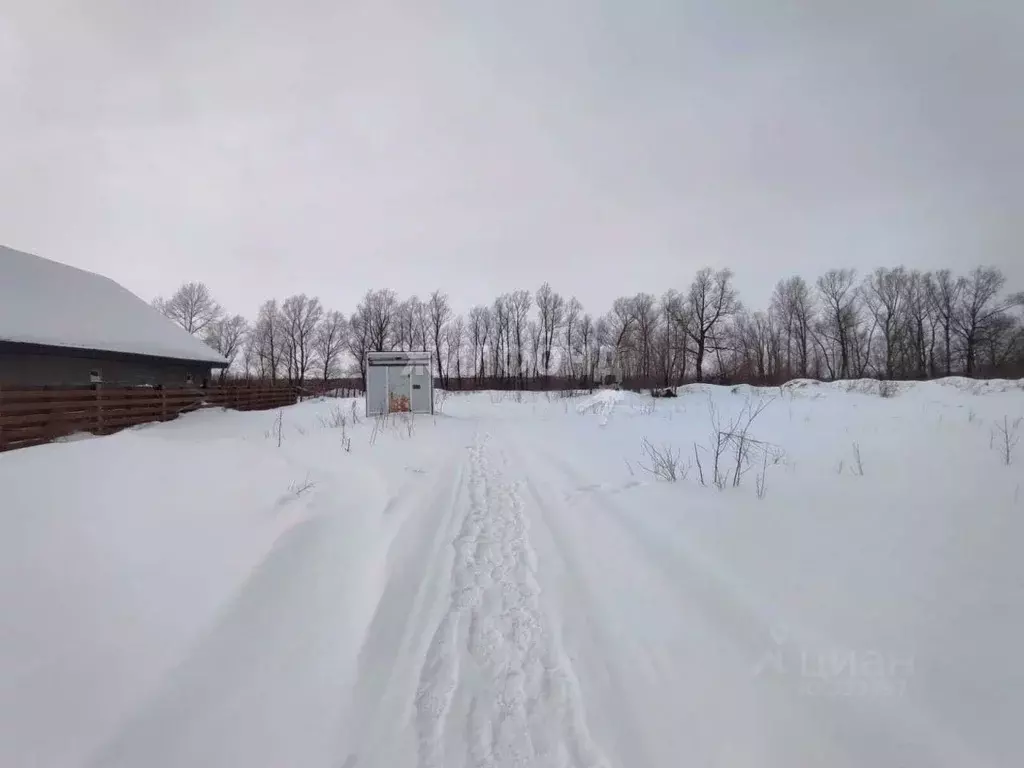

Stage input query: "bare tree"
[
  {"left": 904, "top": 270, "right": 937, "bottom": 378},
  {"left": 240, "top": 335, "right": 257, "bottom": 382},
  {"left": 536, "top": 283, "right": 566, "bottom": 383},
  {"left": 348, "top": 309, "right": 371, "bottom": 382},
  {"left": 579, "top": 313, "right": 597, "bottom": 386},
  {"left": 653, "top": 291, "right": 681, "bottom": 385},
  {"left": 563, "top": 297, "right": 583, "bottom": 382},
  {"left": 153, "top": 282, "right": 222, "bottom": 335},
  {"left": 929, "top": 269, "right": 962, "bottom": 375},
  {"left": 280, "top": 294, "right": 323, "bottom": 385},
  {"left": 771, "top": 276, "right": 815, "bottom": 378},
  {"left": 605, "top": 296, "right": 638, "bottom": 382},
  {"left": 354, "top": 289, "right": 398, "bottom": 353},
  {"left": 863, "top": 266, "right": 909, "bottom": 379},
  {"left": 668, "top": 295, "right": 693, "bottom": 383},
  {"left": 687, "top": 268, "right": 741, "bottom": 382},
  {"left": 253, "top": 300, "right": 282, "bottom": 382},
  {"left": 428, "top": 290, "right": 452, "bottom": 386},
  {"left": 633, "top": 293, "right": 659, "bottom": 382},
  {"left": 595, "top": 316, "right": 614, "bottom": 383},
  {"left": 954, "top": 267, "right": 1020, "bottom": 376},
  {"left": 412, "top": 297, "right": 429, "bottom": 352},
  {"left": 394, "top": 298, "right": 419, "bottom": 352},
  {"left": 731, "top": 310, "right": 782, "bottom": 383},
  {"left": 492, "top": 294, "right": 510, "bottom": 382},
  {"left": 508, "top": 290, "right": 532, "bottom": 387},
  {"left": 445, "top": 315, "right": 465, "bottom": 387},
  {"left": 980, "top": 313, "right": 1024, "bottom": 373},
  {"left": 314, "top": 310, "right": 348, "bottom": 383},
  {"left": 203, "top": 314, "right": 248, "bottom": 378},
  {"left": 527, "top": 319, "right": 542, "bottom": 378},
  {"left": 468, "top": 305, "right": 492, "bottom": 383},
  {"left": 816, "top": 269, "right": 860, "bottom": 379},
  {"left": 394, "top": 296, "right": 429, "bottom": 352}
]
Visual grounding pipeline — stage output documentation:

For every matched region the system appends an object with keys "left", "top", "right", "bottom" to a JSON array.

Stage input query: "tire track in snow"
[
  {"left": 511, "top": 429, "right": 970, "bottom": 768},
  {"left": 414, "top": 434, "right": 608, "bottom": 768}
]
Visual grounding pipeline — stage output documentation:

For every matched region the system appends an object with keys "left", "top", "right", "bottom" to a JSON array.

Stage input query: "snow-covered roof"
[
  {"left": 367, "top": 351, "right": 431, "bottom": 361},
  {"left": 0, "top": 245, "right": 229, "bottom": 365}
]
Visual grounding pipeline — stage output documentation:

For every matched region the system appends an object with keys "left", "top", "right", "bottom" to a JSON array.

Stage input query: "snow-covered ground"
[{"left": 2, "top": 381, "right": 1022, "bottom": 768}]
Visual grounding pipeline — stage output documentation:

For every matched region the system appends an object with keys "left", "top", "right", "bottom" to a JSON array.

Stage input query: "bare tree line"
[{"left": 154, "top": 264, "right": 1024, "bottom": 388}]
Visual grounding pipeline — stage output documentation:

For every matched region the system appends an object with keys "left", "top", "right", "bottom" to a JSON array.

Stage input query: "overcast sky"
[{"left": 2, "top": 1, "right": 1022, "bottom": 318}]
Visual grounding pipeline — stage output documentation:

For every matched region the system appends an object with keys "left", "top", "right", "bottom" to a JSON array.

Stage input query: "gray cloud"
[{"left": 2, "top": 0, "right": 1021, "bottom": 316}]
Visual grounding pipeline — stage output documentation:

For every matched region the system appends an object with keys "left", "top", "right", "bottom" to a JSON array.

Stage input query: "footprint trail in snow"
[{"left": 414, "top": 435, "right": 608, "bottom": 768}]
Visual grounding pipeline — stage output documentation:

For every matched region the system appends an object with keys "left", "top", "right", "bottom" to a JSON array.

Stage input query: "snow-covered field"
[{"left": 2, "top": 381, "right": 1023, "bottom": 768}]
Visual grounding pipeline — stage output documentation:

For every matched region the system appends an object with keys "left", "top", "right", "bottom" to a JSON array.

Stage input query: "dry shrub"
[
  {"left": 288, "top": 474, "right": 316, "bottom": 497},
  {"left": 878, "top": 380, "right": 898, "bottom": 399},
  {"left": 994, "top": 416, "right": 1021, "bottom": 466},
  {"left": 639, "top": 438, "right": 687, "bottom": 482},
  {"left": 694, "top": 395, "right": 783, "bottom": 490}
]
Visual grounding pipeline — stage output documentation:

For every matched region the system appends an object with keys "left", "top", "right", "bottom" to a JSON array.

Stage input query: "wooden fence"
[
  {"left": 0, "top": 385, "right": 298, "bottom": 453},
  {"left": 297, "top": 384, "right": 364, "bottom": 399}
]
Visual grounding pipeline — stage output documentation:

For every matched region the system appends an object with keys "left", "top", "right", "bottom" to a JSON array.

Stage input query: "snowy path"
[
  {"left": 412, "top": 434, "right": 606, "bottom": 768},
  {"left": 346, "top": 428, "right": 609, "bottom": 768}
]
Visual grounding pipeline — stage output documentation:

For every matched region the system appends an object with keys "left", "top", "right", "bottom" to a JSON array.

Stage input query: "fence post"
[
  {"left": 160, "top": 386, "right": 167, "bottom": 421},
  {"left": 0, "top": 384, "right": 4, "bottom": 451},
  {"left": 94, "top": 383, "right": 104, "bottom": 434}
]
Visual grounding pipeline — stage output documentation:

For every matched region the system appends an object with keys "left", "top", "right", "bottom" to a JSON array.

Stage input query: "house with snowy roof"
[{"left": 0, "top": 245, "right": 229, "bottom": 387}]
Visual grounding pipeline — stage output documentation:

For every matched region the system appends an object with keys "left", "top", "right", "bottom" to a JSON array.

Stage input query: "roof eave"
[{"left": 0, "top": 339, "right": 230, "bottom": 367}]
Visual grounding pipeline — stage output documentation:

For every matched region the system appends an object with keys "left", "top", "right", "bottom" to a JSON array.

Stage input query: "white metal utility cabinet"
[{"left": 365, "top": 351, "right": 434, "bottom": 416}]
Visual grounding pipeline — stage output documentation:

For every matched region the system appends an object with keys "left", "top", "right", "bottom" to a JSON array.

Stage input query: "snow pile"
[
  {"left": 0, "top": 244, "right": 228, "bottom": 363},
  {"left": 934, "top": 376, "right": 1024, "bottom": 396},
  {"left": 1, "top": 382, "right": 1022, "bottom": 767},
  {"left": 831, "top": 378, "right": 907, "bottom": 396},
  {"left": 575, "top": 388, "right": 624, "bottom": 418},
  {"left": 781, "top": 378, "right": 821, "bottom": 390},
  {"left": 0, "top": 399, "right": 411, "bottom": 767},
  {"left": 573, "top": 391, "right": 626, "bottom": 428},
  {"left": 780, "top": 376, "right": 1024, "bottom": 399}
]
